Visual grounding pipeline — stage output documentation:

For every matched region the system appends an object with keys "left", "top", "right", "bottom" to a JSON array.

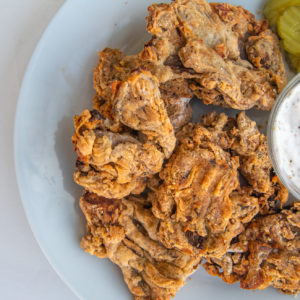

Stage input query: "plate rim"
[{"left": 13, "top": 1, "right": 82, "bottom": 299}]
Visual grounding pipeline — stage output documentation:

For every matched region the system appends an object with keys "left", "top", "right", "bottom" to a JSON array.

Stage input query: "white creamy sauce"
[{"left": 273, "top": 83, "right": 300, "bottom": 191}]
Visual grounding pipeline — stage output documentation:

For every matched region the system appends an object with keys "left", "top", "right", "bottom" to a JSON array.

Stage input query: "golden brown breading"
[
  {"left": 113, "top": 71, "right": 176, "bottom": 158},
  {"left": 93, "top": 48, "right": 193, "bottom": 132},
  {"left": 93, "top": 48, "right": 141, "bottom": 103},
  {"left": 80, "top": 191, "right": 202, "bottom": 300},
  {"left": 141, "top": 0, "right": 286, "bottom": 110},
  {"left": 148, "top": 111, "right": 288, "bottom": 258},
  {"left": 211, "top": 2, "right": 285, "bottom": 91},
  {"left": 210, "top": 2, "right": 255, "bottom": 42},
  {"left": 202, "top": 112, "right": 270, "bottom": 194},
  {"left": 203, "top": 203, "right": 300, "bottom": 295},
  {"left": 145, "top": 0, "right": 240, "bottom": 60},
  {"left": 72, "top": 109, "right": 164, "bottom": 199},
  {"left": 200, "top": 111, "right": 288, "bottom": 214},
  {"left": 149, "top": 119, "right": 261, "bottom": 258}
]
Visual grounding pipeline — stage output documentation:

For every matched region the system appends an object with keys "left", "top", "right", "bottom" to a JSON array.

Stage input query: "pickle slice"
[
  {"left": 277, "top": 6, "right": 300, "bottom": 55},
  {"left": 290, "top": 54, "right": 300, "bottom": 72},
  {"left": 264, "top": 0, "right": 300, "bottom": 26}
]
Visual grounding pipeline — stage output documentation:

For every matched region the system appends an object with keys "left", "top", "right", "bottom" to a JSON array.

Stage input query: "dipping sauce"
[{"left": 272, "top": 81, "right": 300, "bottom": 197}]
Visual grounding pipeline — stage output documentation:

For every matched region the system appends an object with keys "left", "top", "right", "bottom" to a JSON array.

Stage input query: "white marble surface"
[{"left": 0, "top": 1, "right": 77, "bottom": 299}]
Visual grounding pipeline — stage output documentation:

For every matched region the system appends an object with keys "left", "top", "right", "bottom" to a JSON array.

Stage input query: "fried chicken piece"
[
  {"left": 188, "top": 57, "right": 279, "bottom": 110},
  {"left": 93, "top": 48, "right": 193, "bottom": 132},
  {"left": 203, "top": 203, "right": 300, "bottom": 295},
  {"left": 200, "top": 111, "right": 288, "bottom": 214},
  {"left": 245, "top": 28, "right": 286, "bottom": 92},
  {"left": 72, "top": 109, "right": 164, "bottom": 199},
  {"left": 219, "top": 112, "right": 273, "bottom": 195},
  {"left": 210, "top": 3, "right": 255, "bottom": 42},
  {"left": 178, "top": 38, "right": 278, "bottom": 110},
  {"left": 145, "top": 0, "right": 240, "bottom": 60},
  {"left": 149, "top": 111, "right": 288, "bottom": 257},
  {"left": 113, "top": 71, "right": 176, "bottom": 157},
  {"left": 229, "top": 113, "right": 289, "bottom": 213},
  {"left": 149, "top": 122, "right": 260, "bottom": 258},
  {"left": 80, "top": 191, "right": 202, "bottom": 300},
  {"left": 142, "top": 0, "right": 286, "bottom": 110},
  {"left": 93, "top": 48, "right": 141, "bottom": 104},
  {"left": 211, "top": 3, "right": 285, "bottom": 88}
]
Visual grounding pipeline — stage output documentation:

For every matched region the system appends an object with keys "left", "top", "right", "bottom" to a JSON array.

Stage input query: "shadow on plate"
[{"left": 54, "top": 116, "right": 85, "bottom": 240}]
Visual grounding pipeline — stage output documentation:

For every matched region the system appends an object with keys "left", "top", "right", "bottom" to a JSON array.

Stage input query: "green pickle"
[
  {"left": 277, "top": 6, "right": 300, "bottom": 55},
  {"left": 264, "top": 0, "right": 300, "bottom": 26}
]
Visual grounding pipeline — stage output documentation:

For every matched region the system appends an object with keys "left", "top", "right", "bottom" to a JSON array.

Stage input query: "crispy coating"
[
  {"left": 72, "top": 109, "right": 164, "bottom": 199},
  {"left": 203, "top": 203, "right": 300, "bottom": 295},
  {"left": 93, "top": 48, "right": 193, "bottom": 132},
  {"left": 93, "top": 48, "right": 141, "bottom": 103},
  {"left": 200, "top": 111, "right": 288, "bottom": 214},
  {"left": 149, "top": 119, "right": 259, "bottom": 258},
  {"left": 113, "top": 71, "right": 176, "bottom": 158},
  {"left": 245, "top": 28, "right": 286, "bottom": 92},
  {"left": 80, "top": 191, "right": 202, "bottom": 300},
  {"left": 211, "top": 3, "right": 285, "bottom": 92},
  {"left": 149, "top": 111, "right": 288, "bottom": 258},
  {"left": 141, "top": 0, "right": 286, "bottom": 110}
]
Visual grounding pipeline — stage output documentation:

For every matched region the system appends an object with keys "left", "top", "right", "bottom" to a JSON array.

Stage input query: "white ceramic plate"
[{"left": 14, "top": 1, "right": 294, "bottom": 299}]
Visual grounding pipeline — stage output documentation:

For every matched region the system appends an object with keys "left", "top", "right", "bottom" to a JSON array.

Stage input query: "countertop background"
[{"left": 0, "top": 1, "right": 77, "bottom": 299}]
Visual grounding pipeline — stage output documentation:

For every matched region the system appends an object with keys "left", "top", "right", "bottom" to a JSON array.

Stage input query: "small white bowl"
[{"left": 268, "top": 73, "right": 300, "bottom": 200}]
